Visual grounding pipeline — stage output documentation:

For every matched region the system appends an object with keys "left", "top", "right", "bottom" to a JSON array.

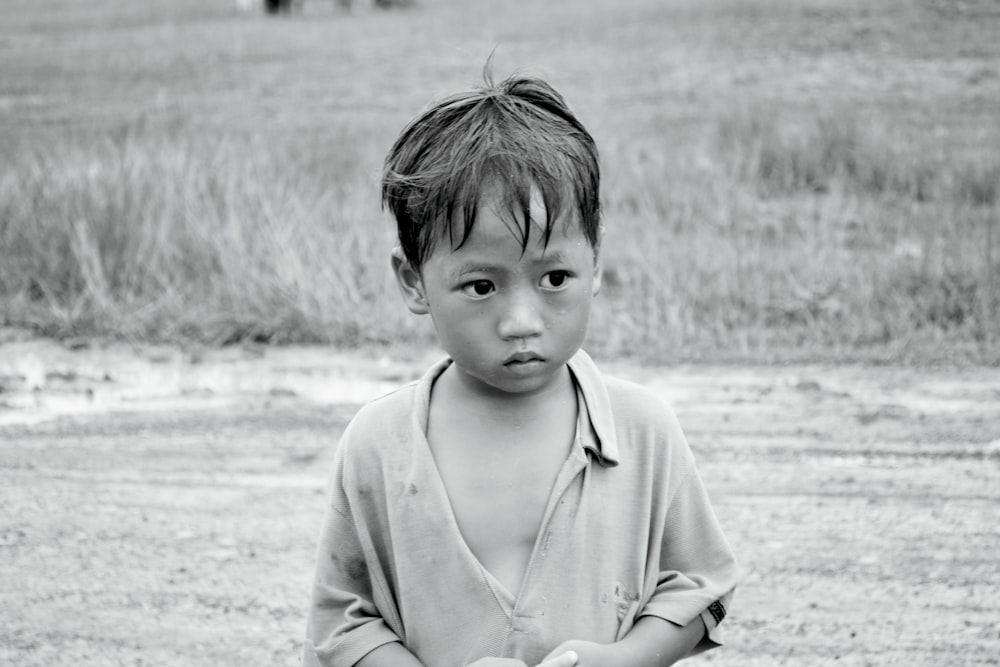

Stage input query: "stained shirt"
[{"left": 303, "top": 350, "right": 739, "bottom": 667}]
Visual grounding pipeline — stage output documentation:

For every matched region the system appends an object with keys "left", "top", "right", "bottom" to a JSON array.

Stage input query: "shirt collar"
[
  {"left": 416, "top": 350, "right": 620, "bottom": 467},
  {"left": 567, "top": 349, "right": 620, "bottom": 467}
]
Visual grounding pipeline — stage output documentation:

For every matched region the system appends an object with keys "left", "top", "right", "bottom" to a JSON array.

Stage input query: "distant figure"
[
  {"left": 263, "top": 0, "right": 298, "bottom": 13},
  {"left": 333, "top": 0, "right": 416, "bottom": 8},
  {"left": 254, "top": 0, "right": 416, "bottom": 14},
  {"left": 301, "top": 67, "right": 739, "bottom": 667},
  {"left": 252, "top": 0, "right": 412, "bottom": 11}
]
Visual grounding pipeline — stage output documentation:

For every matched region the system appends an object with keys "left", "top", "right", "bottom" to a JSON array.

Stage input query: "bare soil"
[{"left": 1, "top": 336, "right": 998, "bottom": 666}]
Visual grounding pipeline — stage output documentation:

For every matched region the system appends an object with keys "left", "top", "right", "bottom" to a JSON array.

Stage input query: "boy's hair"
[{"left": 382, "top": 70, "right": 601, "bottom": 270}]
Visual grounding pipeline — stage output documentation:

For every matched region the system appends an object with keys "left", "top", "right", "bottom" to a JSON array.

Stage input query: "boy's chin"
[{"left": 456, "top": 363, "right": 569, "bottom": 398}]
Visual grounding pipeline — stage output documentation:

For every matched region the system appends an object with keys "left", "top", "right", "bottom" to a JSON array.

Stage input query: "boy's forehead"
[
  {"left": 438, "top": 213, "right": 580, "bottom": 261},
  {"left": 526, "top": 186, "right": 550, "bottom": 234},
  {"left": 484, "top": 184, "right": 552, "bottom": 232},
  {"left": 450, "top": 183, "right": 581, "bottom": 238},
  {"left": 415, "top": 177, "right": 595, "bottom": 268}
]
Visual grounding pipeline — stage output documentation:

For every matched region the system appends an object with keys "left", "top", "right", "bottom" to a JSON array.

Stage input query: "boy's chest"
[{"left": 428, "top": 421, "right": 575, "bottom": 597}]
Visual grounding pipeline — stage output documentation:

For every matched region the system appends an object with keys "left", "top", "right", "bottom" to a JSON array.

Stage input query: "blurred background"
[{"left": 2, "top": 0, "right": 998, "bottom": 364}]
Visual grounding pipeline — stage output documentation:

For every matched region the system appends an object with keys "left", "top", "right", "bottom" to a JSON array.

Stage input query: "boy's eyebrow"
[
  {"left": 537, "top": 250, "right": 570, "bottom": 265},
  {"left": 450, "top": 252, "right": 573, "bottom": 278},
  {"left": 451, "top": 262, "right": 503, "bottom": 278}
]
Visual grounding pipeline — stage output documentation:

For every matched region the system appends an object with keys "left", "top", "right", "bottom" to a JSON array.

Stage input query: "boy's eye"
[
  {"left": 461, "top": 280, "right": 495, "bottom": 297},
  {"left": 540, "top": 271, "right": 572, "bottom": 290}
]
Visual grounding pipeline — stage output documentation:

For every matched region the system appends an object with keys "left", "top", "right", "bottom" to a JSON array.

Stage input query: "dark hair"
[{"left": 382, "top": 70, "right": 601, "bottom": 270}]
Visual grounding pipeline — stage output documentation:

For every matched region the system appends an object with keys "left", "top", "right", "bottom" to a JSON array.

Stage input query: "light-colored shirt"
[{"left": 303, "top": 350, "right": 739, "bottom": 667}]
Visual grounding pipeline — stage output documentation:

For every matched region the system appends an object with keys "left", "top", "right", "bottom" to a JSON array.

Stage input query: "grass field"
[{"left": 2, "top": 0, "right": 999, "bottom": 363}]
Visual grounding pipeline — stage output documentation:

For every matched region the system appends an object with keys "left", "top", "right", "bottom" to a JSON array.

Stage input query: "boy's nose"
[{"left": 498, "top": 290, "right": 544, "bottom": 340}]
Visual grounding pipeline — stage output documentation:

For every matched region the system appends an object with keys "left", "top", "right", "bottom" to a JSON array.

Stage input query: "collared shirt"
[{"left": 303, "top": 350, "right": 739, "bottom": 667}]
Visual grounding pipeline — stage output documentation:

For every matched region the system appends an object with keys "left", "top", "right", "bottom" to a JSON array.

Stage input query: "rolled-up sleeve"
[{"left": 640, "top": 467, "right": 740, "bottom": 652}]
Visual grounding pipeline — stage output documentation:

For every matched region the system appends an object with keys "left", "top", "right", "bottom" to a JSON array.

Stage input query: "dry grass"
[
  {"left": 2, "top": 0, "right": 998, "bottom": 363},
  {"left": 2, "top": 129, "right": 397, "bottom": 345}
]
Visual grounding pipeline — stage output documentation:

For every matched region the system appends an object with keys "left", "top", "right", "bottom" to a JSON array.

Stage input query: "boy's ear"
[{"left": 391, "top": 247, "right": 430, "bottom": 315}]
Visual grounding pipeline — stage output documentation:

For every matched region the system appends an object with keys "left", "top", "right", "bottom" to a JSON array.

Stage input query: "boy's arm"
[
  {"left": 303, "top": 437, "right": 404, "bottom": 667},
  {"left": 355, "top": 646, "right": 582, "bottom": 667},
  {"left": 303, "top": 497, "right": 403, "bottom": 667},
  {"left": 615, "top": 616, "right": 706, "bottom": 666},
  {"left": 355, "top": 641, "right": 425, "bottom": 667},
  {"left": 639, "top": 465, "right": 739, "bottom": 653},
  {"left": 546, "top": 424, "right": 738, "bottom": 667},
  {"left": 540, "top": 615, "right": 705, "bottom": 667}
]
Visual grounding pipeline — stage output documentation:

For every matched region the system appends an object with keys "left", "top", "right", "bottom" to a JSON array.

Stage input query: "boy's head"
[
  {"left": 381, "top": 71, "right": 601, "bottom": 272},
  {"left": 382, "top": 71, "right": 603, "bottom": 396}
]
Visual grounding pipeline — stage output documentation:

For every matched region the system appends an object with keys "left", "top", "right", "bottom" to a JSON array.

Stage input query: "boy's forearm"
[
  {"left": 355, "top": 641, "right": 425, "bottom": 667},
  {"left": 613, "top": 614, "right": 705, "bottom": 667}
]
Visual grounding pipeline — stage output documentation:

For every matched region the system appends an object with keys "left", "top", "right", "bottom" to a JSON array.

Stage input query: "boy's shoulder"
[
  {"left": 335, "top": 359, "right": 448, "bottom": 462},
  {"left": 571, "top": 352, "right": 691, "bottom": 463},
  {"left": 572, "top": 352, "right": 682, "bottom": 429},
  {"left": 601, "top": 372, "right": 685, "bottom": 436},
  {"left": 341, "top": 379, "right": 421, "bottom": 444},
  {"left": 602, "top": 372, "right": 674, "bottom": 410},
  {"left": 593, "top": 372, "right": 700, "bottom": 486}
]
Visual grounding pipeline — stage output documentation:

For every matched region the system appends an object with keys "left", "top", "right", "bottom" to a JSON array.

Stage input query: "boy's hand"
[
  {"left": 536, "top": 650, "right": 580, "bottom": 667},
  {"left": 541, "top": 616, "right": 707, "bottom": 667},
  {"left": 464, "top": 649, "right": 580, "bottom": 667},
  {"left": 465, "top": 650, "right": 579, "bottom": 667},
  {"left": 540, "top": 644, "right": 613, "bottom": 667}
]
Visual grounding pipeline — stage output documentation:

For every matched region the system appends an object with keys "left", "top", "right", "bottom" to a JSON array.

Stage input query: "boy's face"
[{"left": 394, "top": 187, "right": 601, "bottom": 397}]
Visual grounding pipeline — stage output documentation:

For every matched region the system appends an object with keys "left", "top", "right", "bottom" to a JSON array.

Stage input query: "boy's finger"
[{"left": 536, "top": 650, "right": 578, "bottom": 667}]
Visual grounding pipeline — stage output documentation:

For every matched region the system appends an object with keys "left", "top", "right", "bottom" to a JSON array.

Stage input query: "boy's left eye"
[{"left": 540, "top": 271, "right": 572, "bottom": 289}]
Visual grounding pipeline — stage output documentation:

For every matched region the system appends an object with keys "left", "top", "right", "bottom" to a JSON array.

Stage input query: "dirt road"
[{"left": 1, "top": 339, "right": 998, "bottom": 665}]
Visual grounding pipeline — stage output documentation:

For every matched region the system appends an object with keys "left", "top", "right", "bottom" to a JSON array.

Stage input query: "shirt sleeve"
[
  {"left": 302, "top": 440, "right": 403, "bottom": 667},
  {"left": 639, "top": 465, "right": 740, "bottom": 653}
]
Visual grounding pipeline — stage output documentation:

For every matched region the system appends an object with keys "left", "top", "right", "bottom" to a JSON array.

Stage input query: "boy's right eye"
[{"left": 461, "top": 280, "right": 495, "bottom": 297}]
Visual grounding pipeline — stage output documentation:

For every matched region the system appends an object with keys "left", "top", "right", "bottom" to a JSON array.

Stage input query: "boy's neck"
[{"left": 436, "top": 362, "right": 575, "bottom": 424}]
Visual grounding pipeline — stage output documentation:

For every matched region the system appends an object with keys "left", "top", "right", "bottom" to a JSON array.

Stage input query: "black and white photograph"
[{"left": 1, "top": 0, "right": 998, "bottom": 665}]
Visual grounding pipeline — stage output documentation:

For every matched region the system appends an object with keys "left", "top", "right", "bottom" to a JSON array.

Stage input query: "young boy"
[{"left": 303, "top": 72, "right": 739, "bottom": 667}]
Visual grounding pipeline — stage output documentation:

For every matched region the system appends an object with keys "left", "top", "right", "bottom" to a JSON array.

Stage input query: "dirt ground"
[{"left": 1, "top": 335, "right": 998, "bottom": 666}]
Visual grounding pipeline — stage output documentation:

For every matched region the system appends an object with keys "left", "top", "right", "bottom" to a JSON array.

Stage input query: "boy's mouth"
[{"left": 503, "top": 351, "right": 544, "bottom": 367}]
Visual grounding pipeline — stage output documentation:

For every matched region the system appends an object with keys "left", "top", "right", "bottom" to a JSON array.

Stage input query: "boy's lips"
[
  {"left": 503, "top": 352, "right": 546, "bottom": 374},
  {"left": 503, "top": 351, "right": 544, "bottom": 365}
]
